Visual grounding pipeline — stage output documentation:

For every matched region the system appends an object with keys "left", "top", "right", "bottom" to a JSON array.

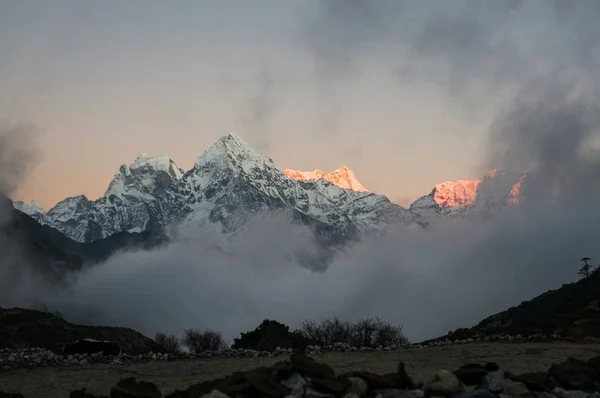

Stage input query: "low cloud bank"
[
  {"left": 45, "top": 81, "right": 600, "bottom": 343},
  {"left": 45, "top": 198, "right": 594, "bottom": 344}
]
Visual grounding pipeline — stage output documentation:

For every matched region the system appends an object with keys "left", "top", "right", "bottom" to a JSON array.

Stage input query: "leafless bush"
[
  {"left": 154, "top": 332, "right": 182, "bottom": 354},
  {"left": 301, "top": 316, "right": 353, "bottom": 345},
  {"left": 372, "top": 320, "right": 408, "bottom": 347},
  {"left": 300, "top": 316, "right": 408, "bottom": 347},
  {"left": 182, "top": 328, "right": 226, "bottom": 354}
]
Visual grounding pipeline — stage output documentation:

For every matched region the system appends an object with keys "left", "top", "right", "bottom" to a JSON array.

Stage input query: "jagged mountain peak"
[
  {"left": 284, "top": 165, "right": 369, "bottom": 192},
  {"left": 16, "top": 132, "right": 425, "bottom": 249},
  {"left": 13, "top": 199, "right": 46, "bottom": 215},
  {"left": 126, "top": 153, "right": 183, "bottom": 179},
  {"left": 105, "top": 153, "right": 184, "bottom": 199},
  {"left": 194, "top": 132, "right": 275, "bottom": 172},
  {"left": 409, "top": 165, "right": 572, "bottom": 220}
]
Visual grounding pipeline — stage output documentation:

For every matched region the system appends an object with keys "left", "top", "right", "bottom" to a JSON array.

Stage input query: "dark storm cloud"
[{"left": 301, "top": 0, "right": 600, "bottom": 103}]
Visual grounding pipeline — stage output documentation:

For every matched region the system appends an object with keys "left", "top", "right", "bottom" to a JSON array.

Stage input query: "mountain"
[
  {"left": 1, "top": 194, "right": 83, "bottom": 283},
  {"left": 1, "top": 194, "right": 168, "bottom": 283},
  {"left": 284, "top": 166, "right": 369, "bottom": 192},
  {"left": 420, "top": 267, "right": 600, "bottom": 344},
  {"left": 409, "top": 166, "right": 570, "bottom": 220},
  {"left": 0, "top": 307, "right": 162, "bottom": 354},
  {"left": 19, "top": 134, "right": 427, "bottom": 253}
]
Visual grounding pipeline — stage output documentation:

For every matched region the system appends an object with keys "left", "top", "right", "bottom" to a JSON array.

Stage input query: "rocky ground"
[{"left": 1, "top": 342, "right": 600, "bottom": 398}]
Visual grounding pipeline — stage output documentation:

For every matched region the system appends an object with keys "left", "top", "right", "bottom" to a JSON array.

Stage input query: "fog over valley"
[{"left": 2, "top": 0, "right": 600, "bottom": 345}]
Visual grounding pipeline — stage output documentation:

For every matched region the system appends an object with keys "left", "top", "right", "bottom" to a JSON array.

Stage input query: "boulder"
[{"left": 548, "top": 356, "right": 600, "bottom": 392}]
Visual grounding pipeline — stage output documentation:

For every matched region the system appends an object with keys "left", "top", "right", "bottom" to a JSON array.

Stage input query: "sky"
[
  {"left": 3, "top": 0, "right": 591, "bottom": 209},
  {"left": 3, "top": 1, "right": 600, "bottom": 344}
]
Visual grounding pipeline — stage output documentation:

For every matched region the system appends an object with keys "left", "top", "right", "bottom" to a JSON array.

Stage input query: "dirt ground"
[{"left": 1, "top": 342, "right": 600, "bottom": 398}]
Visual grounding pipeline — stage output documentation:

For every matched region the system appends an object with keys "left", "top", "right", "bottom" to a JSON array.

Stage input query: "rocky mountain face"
[
  {"left": 409, "top": 166, "right": 571, "bottom": 221},
  {"left": 1, "top": 193, "right": 168, "bottom": 284},
  {"left": 16, "top": 134, "right": 426, "bottom": 251}
]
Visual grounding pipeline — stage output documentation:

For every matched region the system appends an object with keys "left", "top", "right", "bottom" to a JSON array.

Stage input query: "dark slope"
[
  {"left": 1, "top": 194, "right": 169, "bottom": 282},
  {"left": 421, "top": 268, "right": 600, "bottom": 344},
  {"left": 0, "top": 307, "right": 161, "bottom": 354}
]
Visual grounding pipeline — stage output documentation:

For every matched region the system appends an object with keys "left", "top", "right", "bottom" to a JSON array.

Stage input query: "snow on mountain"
[
  {"left": 21, "top": 133, "right": 425, "bottom": 250},
  {"left": 284, "top": 166, "right": 369, "bottom": 192},
  {"left": 13, "top": 199, "right": 46, "bottom": 216},
  {"left": 105, "top": 153, "right": 184, "bottom": 200},
  {"left": 409, "top": 166, "right": 570, "bottom": 220},
  {"left": 29, "top": 153, "right": 186, "bottom": 242}
]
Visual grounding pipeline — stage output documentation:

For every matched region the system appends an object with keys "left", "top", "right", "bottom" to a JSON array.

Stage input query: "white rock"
[
  {"left": 424, "top": 370, "right": 461, "bottom": 396},
  {"left": 199, "top": 390, "right": 231, "bottom": 398},
  {"left": 347, "top": 377, "right": 368, "bottom": 396}
]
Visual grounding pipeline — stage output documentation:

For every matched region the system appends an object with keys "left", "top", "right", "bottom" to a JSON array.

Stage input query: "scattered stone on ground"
[
  {"left": 2, "top": 351, "right": 600, "bottom": 398},
  {"left": 0, "top": 332, "right": 591, "bottom": 373}
]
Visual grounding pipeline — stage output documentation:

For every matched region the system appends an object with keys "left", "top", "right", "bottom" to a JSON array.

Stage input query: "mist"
[
  {"left": 4, "top": 1, "right": 600, "bottom": 345},
  {"left": 49, "top": 79, "right": 600, "bottom": 341},
  {"left": 0, "top": 121, "right": 47, "bottom": 307}
]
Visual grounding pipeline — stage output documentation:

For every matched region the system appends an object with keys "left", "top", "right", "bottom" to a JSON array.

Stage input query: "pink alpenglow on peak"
[
  {"left": 432, "top": 179, "right": 482, "bottom": 208},
  {"left": 284, "top": 166, "right": 369, "bottom": 192}
]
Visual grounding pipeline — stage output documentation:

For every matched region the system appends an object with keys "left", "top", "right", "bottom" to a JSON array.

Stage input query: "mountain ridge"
[
  {"left": 14, "top": 134, "right": 425, "bottom": 259},
  {"left": 14, "top": 133, "right": 571, "bottom": 250}
]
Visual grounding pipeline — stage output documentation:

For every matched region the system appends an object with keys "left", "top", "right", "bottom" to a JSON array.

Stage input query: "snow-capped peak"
[
  {"left": 13, "top": 199, "right": 46, "bottom": 215},
  {"left": 284, "top": 165, "right": 369, "bottom": 192},
  {"left": 104, "top": 153, "right": 184, "bottom": 198},
  {"left": 194, "top": 132, "right": 276, "bottom": 174},
  {"left": 127, "top": 153, "right": 183, "bottom": 180}
]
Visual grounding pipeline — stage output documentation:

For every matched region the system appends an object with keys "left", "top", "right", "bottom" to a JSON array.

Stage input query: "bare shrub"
[
  {"left": 352, "top": 317, "right": 382, "bottom": 347},
  {"left": 372, "top": 320, "right": 409, "bottom": 347},
  {"left": 182, "top": 328, "right": 226, "bottom": 354},
  {"left": 300, "top": 316, "right": 353, "bottom": 345},
  {"left": 154, "top": 332, "right": 182, "bottom": 354},
  {"left": 300, "top": 316, "right": 408, "bottom": 347}
]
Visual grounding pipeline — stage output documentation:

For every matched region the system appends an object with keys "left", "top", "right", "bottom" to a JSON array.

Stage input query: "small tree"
[
  {"left": 232, "top": 319, "right": 291, "bottom": 350},
  {"left": 579, "top": 257, "right": 592, "bottom": 279},
  {"left": 154, "top": 332, "right": 182, "bottom": 354},
  {"left": 182, "top": 328, "right": 226, "bottom": 354}
]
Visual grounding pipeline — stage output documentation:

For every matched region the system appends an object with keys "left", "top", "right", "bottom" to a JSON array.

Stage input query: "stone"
[
  {"left": 311, "top": 377, "right": 351, "bottom": 394},
  {"left": 453, "top": 365, "right": 488, "bottom": 386},
  {"left": 199, "top": 391, "right": 231, "bottom": 398},
  {"left": 479, "top": 371, "right": 504, "bottom": 393},
  {"left": 281, "top": 373, "right": 309, "bottom": 395},
  {"left": 549, "top": 357, "right": 600, "bottom": 392},
  {"left": 347, "top": 377, "right": 368, "bottom": 397},
  {"left": 507, "top": 371, "right": 554, "bottom": 392},
  {"left": 424, "top": 370, "right": 461, "bottom": 397},
  {"left": 552, "top": 388, "right": 590, "bottom": 398},
  {"left": 374, "top": 389, "right": 415, "bottom": 398},
  {"left": 503, "top": 381, "right": 529, "bottom": 396},
  {"left": 290, "top": 354, "right": 335, "bottom": 379},
  {"left": 451, "top": 389, "right": 497, "bottom": 398}
]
